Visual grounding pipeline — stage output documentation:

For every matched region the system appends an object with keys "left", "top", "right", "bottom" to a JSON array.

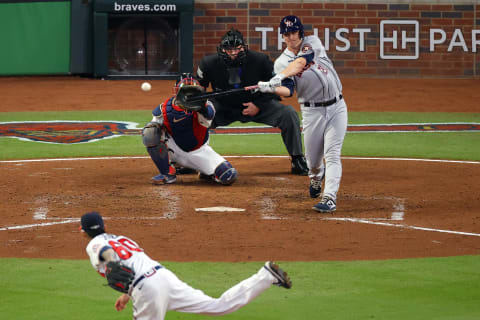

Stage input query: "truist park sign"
[{"left": 255, "top": 20, "right": 480, "bottom": 60}]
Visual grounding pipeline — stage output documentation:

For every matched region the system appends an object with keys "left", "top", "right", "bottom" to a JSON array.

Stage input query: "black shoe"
[
  {"left": 175, "top": 166, "right": 197, "bottom": 175},
  {"left": 264, "top": 261, "right": 292, "bottom": 289},
  {"left": 198, "top": 172, "right": 215, "bottom": 182},
  {"left": 291, "top": 156, "right": 308, "bottom": 176}
]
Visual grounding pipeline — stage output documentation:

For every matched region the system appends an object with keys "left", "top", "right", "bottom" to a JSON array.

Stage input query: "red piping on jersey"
[{"left": 161, "top": 97, "right": 174, "bottom": 136}]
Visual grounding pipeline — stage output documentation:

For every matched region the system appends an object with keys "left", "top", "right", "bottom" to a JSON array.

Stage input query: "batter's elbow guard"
[{"left": 214, "top": 161, "right": 238, "bottom": 185}]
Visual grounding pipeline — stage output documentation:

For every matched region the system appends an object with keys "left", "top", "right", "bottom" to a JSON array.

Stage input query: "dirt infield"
[
  {"left": 0, "top": 77, "right": 479, "bottom": 262},
  {"left": 1, "top": 76, "right": 479, "bottom": 113}
]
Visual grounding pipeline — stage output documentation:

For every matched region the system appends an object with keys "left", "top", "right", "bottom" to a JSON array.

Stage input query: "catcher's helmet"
[
  {"left": 173, "top": 73, "right": 201, "bottom": 95},
  {"left": 279, "top": 15, "right": 304, "bottom": 39},
  {"left": 173, "top": 73, "right": 205, "bottom": 110},
  {"left": 217, "top": 28, "right": 248, "bottom": 67}
]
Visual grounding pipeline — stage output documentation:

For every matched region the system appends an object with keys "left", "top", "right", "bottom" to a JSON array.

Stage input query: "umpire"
[{"left": 196, "top": 28, "right": 308, "bottom": 175}]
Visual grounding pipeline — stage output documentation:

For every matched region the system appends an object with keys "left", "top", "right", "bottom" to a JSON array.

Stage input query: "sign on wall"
[{"left": 255, "top": 20, "right": 480, "bottom": 60}]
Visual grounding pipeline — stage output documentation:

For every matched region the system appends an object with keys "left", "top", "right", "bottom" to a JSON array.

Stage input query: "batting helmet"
[
  {"left": 279, "top": 15, "right": 304, "bottom": 39},
  {"left": 217, "top": 28, "right": 248, "bottom": 67}
]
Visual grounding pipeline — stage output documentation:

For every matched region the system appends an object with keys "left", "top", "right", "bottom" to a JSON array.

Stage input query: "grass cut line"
[{"left": 1, "top": 155, "right": 479, "bottom": 164}]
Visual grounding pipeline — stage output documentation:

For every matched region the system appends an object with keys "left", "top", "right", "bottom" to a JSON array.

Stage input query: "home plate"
[{"left": 195, "top": 207, "right": 246, "bottom": 212}]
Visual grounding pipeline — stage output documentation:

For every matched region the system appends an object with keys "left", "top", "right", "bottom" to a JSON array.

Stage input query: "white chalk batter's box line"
[
  {"left": 0, "top": 156, "right": 479, "bottom": 236},
  {"left": 2, "top": 213, "right": 480, "bottom": 238},
  {"left": 1, "top": 155, "right": 479, "bottom": 165}
]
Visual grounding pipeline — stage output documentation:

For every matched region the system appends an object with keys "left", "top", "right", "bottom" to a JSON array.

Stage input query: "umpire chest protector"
[{"left": 198, "top": 51, "right": 278, "bottom": 105}]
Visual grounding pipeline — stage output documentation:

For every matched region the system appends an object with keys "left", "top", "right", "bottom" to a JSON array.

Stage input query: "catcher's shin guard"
[
  {"left": 214, "top": 161, "right": 237, "bottom": 185},
  {"left": 143, "top": 122, "right": 170, "bottom": 175},
  {"left": 146, "top": 144, "right": 170, "bottom": 175}
]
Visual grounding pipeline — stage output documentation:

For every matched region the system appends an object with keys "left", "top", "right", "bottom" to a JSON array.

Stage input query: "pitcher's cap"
[{"left": 80, "top": 211, "right": 104, "bottom": 233}]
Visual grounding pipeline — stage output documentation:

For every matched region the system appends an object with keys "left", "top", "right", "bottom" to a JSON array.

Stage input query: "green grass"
[
  {"left": 1, "top": 257, "right": 479, "bottom": 320},
  {"left": 1, "top": 110, "right": 480, "bottom": 319},
  {"left": 0, "top": 111, "right": 479, "bottom": 161},
  {"left": 1, "top": 132, "right": 479, "bottom": 161},
  {"left": 348, "top": 112, "right": 480, "bottom": 124}
]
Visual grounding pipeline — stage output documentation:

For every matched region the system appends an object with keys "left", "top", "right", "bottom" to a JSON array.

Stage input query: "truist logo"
[{"left": 0, "top": 121, "right": 141, "bottom": 144}]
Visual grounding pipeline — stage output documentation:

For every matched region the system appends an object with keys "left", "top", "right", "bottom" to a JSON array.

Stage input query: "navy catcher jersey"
[{"left": 156, "top": 97, "right": 215, "bottom": 152}]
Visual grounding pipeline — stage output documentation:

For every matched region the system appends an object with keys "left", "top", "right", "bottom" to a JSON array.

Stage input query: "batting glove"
[
  {"left": 269, "top": 73, "right": 286, "bottom": 87},
  {"left": 257, "top": 81, "right": 276, "bottom": 93}
]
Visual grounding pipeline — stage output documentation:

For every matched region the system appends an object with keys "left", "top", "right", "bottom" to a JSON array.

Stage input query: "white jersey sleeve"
[{"left": 86, "top": 233, "right": 160, "bottom": 278}]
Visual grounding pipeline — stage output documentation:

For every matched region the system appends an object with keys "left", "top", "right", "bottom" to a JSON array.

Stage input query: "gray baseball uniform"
[{"left": 274, "top": 35, "right": 348, "bottom": 202}]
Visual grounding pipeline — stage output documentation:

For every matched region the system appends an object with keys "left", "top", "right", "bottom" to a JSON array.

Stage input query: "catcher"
[
  {"left": 80, "top": 211, "right": 292, "bottom": 320},
  {"left": 142, "top": 73, "right": 237, "bottom": 185}
]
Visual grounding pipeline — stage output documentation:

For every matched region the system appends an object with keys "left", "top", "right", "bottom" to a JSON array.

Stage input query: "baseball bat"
[{"left": 186, "top": 85, "right": 259, "bottom": 102}]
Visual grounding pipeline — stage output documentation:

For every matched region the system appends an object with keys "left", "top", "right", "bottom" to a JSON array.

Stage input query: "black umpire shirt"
[{"left": 196, "top": 50, "right": 280, "bottom": 109}]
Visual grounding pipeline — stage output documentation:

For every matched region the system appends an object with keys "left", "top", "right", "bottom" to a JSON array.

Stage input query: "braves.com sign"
[{"left": 256, "top": 20, "right": 480, "bottom": 59}]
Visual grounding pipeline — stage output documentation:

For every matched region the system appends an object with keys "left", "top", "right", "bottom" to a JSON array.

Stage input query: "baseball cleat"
[
  {"left": 264, "top": 261, "right": 292, "bottom": 289},
  {"left": 151, "top": 173, "right": 176, "bottom": 185},
  {"left": 198, "top": 172, "right": 215, "bottom": 182},
  {"left": 313, "top": 196, "right": 336, "bottom": 213},
  {"left": 309, "top": 174, "right": 324, "bottom": 198},
  {"left": 175, "top": 166, "right": 197, "bottom": 175},
  {"left": 291, "top": 155, "right": 308, "bottom": 176}
]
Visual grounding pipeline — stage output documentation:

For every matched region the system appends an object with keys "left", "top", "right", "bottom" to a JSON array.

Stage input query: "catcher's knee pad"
[
  {"left": 214, "top": 161, "right": 237, "bottom": 185},
  {"left": 142, "top": 122, "right": 165, "bottom": 147}
]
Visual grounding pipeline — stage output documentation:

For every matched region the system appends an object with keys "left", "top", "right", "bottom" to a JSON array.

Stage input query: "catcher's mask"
[
  {"left": 217, "top": 28, "right": 248, "bottom": 67},
  {"left": 80, "top": 211, "right": 105, "bottom": 238},
  {"left": 279, "top": 15, "right": 304, "bottom": 39},
  {"left": 173, "top": 73, "right": 205, "bottom": 111},
  {"left": 173, "top": 73, "right": 201, "bottom": 95}
]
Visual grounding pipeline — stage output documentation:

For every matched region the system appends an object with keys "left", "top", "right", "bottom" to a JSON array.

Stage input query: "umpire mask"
[{"left": 217, "top": 28, "right": 248, "bottom": 67}]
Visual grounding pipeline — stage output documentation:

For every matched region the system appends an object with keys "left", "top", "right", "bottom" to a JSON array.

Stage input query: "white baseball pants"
[
  {"left": 166, "top": 137, "right": 226, "bottom": 175},
  {"left": 130, "top": 265, "right": 276, "bottom": 320}
]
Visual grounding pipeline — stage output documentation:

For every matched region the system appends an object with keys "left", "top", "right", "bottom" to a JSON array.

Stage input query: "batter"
[
  {"left": 258, "top": 15, "right": 348, "bottom": 213},
  {"left": 80, "top": 211, "right": 292, "bottom": 320}
]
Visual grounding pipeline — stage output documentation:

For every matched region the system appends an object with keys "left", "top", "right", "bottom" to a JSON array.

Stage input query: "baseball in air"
[{"left": 141, "top": 82, "right": 152, "bottom": 92}]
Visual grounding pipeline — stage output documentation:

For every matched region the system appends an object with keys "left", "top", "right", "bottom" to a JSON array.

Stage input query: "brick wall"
[{"left": 193, "top": 1, "right": 479, "bottom": 78}]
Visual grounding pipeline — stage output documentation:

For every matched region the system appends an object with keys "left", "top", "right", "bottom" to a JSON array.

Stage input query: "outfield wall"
[
  {"left": 0, "top": 0, "right": 478, "bottom": 78},
  {"left": 0, "top": 1, "right": 70, "bottom": 75},
  {"left": 193, "top": 0, "right": 480, "bottom": 78}
]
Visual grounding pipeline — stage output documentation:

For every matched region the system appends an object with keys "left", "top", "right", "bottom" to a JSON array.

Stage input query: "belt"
[
  {"left": 132, "top": 265, "right": 162, "bottom": 289},
  {"left": 303, "top": 94, "right": 343, "bottom": 107}
]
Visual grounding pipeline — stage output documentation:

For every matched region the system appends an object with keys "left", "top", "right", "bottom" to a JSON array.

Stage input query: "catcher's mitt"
[
  {"left": 105, "top": 261, "right": 135, "bottom": 293},
  {"left": 174, "top": 85, "right": 206, "bottom": 111}
]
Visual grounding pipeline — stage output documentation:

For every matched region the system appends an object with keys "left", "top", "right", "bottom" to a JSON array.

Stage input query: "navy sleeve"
[
  {"left": 281, "top": 78, "right": 295, "bottom": 97},
  {"left": 198, "top": 102, "right": 215, "bottom": 120},
  {"left": 297, "top": 52, "right": 314, "bottom": 65},
  {"left": 152, "top": 105, "right": 162, "bottom": 117},
  {"left": 98, "top": 245, "right": 112, "bottom": 262}
]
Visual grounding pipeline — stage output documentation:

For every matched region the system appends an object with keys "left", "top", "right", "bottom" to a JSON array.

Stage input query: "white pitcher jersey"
[{"left": 86, "top": 233, "right": 160, "bottom": 278}]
